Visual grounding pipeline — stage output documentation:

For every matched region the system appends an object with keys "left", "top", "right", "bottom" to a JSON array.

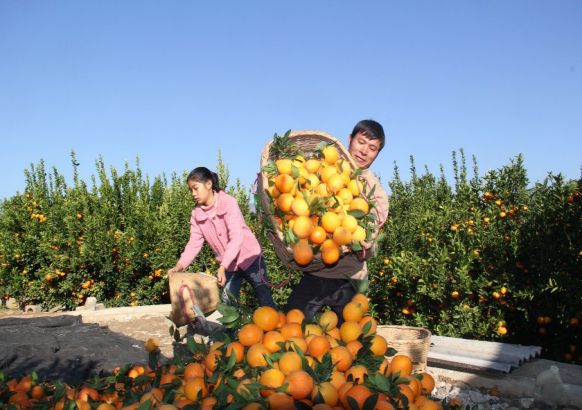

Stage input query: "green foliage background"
[{"left": 0, "top": 150, "right": 580, "bottom": 364}]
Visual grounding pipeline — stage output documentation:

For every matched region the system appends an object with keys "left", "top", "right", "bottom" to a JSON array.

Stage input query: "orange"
[
  {"left": 277, "top": 192, "right": 294, "bottom": 212},
  {"left": 359, "top": 315, "right": 377, "bottom": 336},
  {"left": 305, "top": 323, "right": 324, "bottom": 336},
  {"left": 321, "top": 239, "right": 341, "bottom": 265},
  {"left": 330, "top": 346, "right": 353, "bottom": 372},
  {"left": 183, "top": 362, "right": 205, "bottom": 380},
  {"left": 321, "top": 212, "right": 341, "bottom": 233},
  {"left": 277, "top": 311, "right": 287, "bottom": 328},
  {"left": 369, "top": 335, "right": 388, "bottom": 356},
  {"left": 327, "top": 173, "right": 345, "bottom": 194},
  {"left": 293, "top": 240, "right": 314, "bottom": 266},
  {"left": 352, "top": 225, "right": 366, "bottom": 241},
  {"left": 246, "top": 343, "right": 270, "bottom": 368},
  {"left": 305, "top": 158, "right": 321, "bottom": 174},
  {"left": 340, "top": 214, "right": 358, "bottom": 233},
  {"left": 351, "top": 294, "right": 370, "bottom": 312},
  {"left": 285, "top": 370, "right": 314, "bottom": 400},
  {"left": 419, "top": 372, "right": 436, "bottom": 395},
  {"left": 320, "top": 165, "right": 338, "bottom": 183},
  {"left": 287, "top": 336, "right": 308, "bottom": 354},
  {"left": 342, "top": 301, "right": 364, "bottom": 322},
  {"left": 311, "top": 381, "right": 339, "bottom": 407},
  {"left": 309, "top": 226, "right": 327, "bottom": 245},
  {"left": 345, "top": 365, "right": 368, "bottom": 384},
  {"left": 397, "top": 384, "right": 416, "bottom": 407},
  {"left": 337, "top": 188, "right": 354, "bottom": 205},
  {"left": 332, "top": 226, "right": 352, "bottom": 246},
  {"left": 291, "top": 197, "right": 310, "bottom": 217},
  {"left": 389, "top": 354, "right": 413, "bottom": 377},
  {"left": 341, "top": 384, "right": 374, "bottom": 410},
  {"left": 316, "top": 182, "right": 331, "bottom": 197},
  {"left": 348, "top": 179, "right": 364, "bottom": 196},
  {"left": 276, "top": 159, "right": 293, "bottom": 175},
  {"left": 286, "top": 308, "right": 306, "bottom": 325},
  {"left": 322, "top": 145, "right": 339, "bottom": 165},
  {"left": 226, "top": 341, "right": 245, "bottom": 363},
  {"left": 275, "top": 174, "right": 295, "bottom": 193},
  {"left": 326, "top": 327, "right": 341, "bottom": 341},
  {"left": 280, "top": 322, "right": 304, "bottom": 339},
  {"left": 329, "top": 370, "right": 346, "bottom": 390},
  {"left": 183, "top": 377, "right": 207, "bottom": 401},
  {"left": 308, "top": 335, "right": 331, "bottom": 359},
  {"left": 345, "top": 340, "right": 363, "bottom": 358},
  {"left": 349, "top": 197, "right": 369, "bottom": 214},
  {"left": 259, "top": 367, "right": 285, "bottom": 389},
  {"left": 238, "top": 323, "right": 264, "bottom": 346},
  {"left": 278, "top": 351, "right": 303, "bottom": 375},
  {"left": 204, "top": 349, "right": 222, "bottom": 374},
  {"left": 340, "top": 321, "right": 362, "bottom": 343},
  {"left": 319, "top": 310, "right": 339, "bottom": 331},
  {"left": 293, "top": 215, "right": 313, "bottom": 239},
  {"left": 263, "top": 330, "right": 285, "bottom": 353},
  {"left": 253, "top": 306, "right": 280, "bottom": 331},
  {"left": 267, "top": 392, "right": 295, "bottom": 409}
]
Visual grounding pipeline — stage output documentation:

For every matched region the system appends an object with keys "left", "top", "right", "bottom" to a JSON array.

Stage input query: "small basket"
[
  {"left": 168, "top": 272, "right": 220, "bottom": 327},
  {"left": 376, "top": 325, "right": 432, "bottom": 373},
  {"left": 258, "top": 130, "right": 357, "bottom": 272}
]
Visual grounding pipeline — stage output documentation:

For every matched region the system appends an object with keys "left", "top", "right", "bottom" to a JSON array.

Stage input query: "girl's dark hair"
[
  {"left": 187, "top": 167, "right": 222, "bottom": 192},
  {"left": 351, "top": 119, "right": 386, "bottom": 151}
]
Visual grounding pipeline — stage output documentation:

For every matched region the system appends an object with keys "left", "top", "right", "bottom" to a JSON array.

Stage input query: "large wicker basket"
[
  {"left": 258, "top": 130, "right": 357, "bottom": 272},
  {"left": 376, "top": 325, "right": 432, "bottom": 372}
]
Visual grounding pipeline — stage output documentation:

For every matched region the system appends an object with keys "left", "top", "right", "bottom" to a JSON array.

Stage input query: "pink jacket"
[{"left": 178, "top": 190, "right": 261, "bottom": 272}]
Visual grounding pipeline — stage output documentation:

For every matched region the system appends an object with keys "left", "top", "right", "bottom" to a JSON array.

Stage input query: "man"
[{"left": 286, "top": 119, "right": 390, "bottom": 322}]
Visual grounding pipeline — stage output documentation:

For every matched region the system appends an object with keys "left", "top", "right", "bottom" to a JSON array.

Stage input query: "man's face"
[{"left": 348, "top": 132, "right": 381, "bottom": 169}]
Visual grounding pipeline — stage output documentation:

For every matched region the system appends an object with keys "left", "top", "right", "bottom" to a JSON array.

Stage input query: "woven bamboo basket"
[
  {"left": 258, "top": 130, "right": 357, "bottom": 272},
  {"left": 376, "top": 325, "right": 432, "bottom": 372}
]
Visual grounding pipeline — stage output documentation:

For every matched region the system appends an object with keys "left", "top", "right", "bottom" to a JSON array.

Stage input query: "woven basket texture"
[
  {"left": 258, "top": 131, "right": 356, "bottom": 272},
  {"left": 376, "top": 325, "right": 432, "bottom": 372},
  {"left": 168, "top": 272, "right": 219, "bottom": 327}
]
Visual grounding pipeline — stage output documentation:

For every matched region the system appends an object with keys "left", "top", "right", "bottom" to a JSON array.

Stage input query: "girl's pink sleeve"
[
  {"left": 177, "top": 213, "right": 205, "bottom": 269},
  {"left": 220, "top": 196, "right": 245, "bottom": 269}
]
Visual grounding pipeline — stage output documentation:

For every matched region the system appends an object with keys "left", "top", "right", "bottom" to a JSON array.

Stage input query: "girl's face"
[
  {"left": 188, "top": 179, "right": 214, "bottom": 206},
  {"left": 348, "top": 132, "right": 381, "bottom": 169}
]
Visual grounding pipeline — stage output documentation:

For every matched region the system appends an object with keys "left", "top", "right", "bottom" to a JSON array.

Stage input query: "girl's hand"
[
  {"left": 168, "top": 264, "right": 184, "bottom": 275},
  {"left": 217, "top": 266, "right": 227, "bottom": 287}
]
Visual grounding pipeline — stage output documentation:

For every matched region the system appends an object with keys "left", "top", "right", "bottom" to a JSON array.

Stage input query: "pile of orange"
[
  {"left": 264, "top": 144, "right": 373, "bottom": 267},
  {"left": 0, "top": 294, "right": 446, "bottom": 409}
]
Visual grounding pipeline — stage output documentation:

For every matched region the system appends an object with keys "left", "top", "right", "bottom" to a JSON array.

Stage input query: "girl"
[{"left": 168, "top": 167, "right": 276, "bottom": 309}]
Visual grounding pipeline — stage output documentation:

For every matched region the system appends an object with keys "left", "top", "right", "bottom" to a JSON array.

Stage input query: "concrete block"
[
  {"left": 5, "top": 297, "right": 19, "bottom": 310},
  {"left": 24, "top": 305, "right": 42, "bottom": 313},
  {"left": 84, "top": 297, "right": 97, "bottom": 310}
]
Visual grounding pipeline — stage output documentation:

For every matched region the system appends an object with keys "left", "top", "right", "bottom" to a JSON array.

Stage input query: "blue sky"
[{"left": 1, "top": 1, "right": 581, "bottom": 200}]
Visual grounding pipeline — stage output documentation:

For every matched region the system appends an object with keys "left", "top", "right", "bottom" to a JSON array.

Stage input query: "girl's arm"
[
  {"left": 219, "top": 196, "right": 246, "bottom": 270},
  {"left": 170, "top": 214, "right": 205, "bottom": 272}
]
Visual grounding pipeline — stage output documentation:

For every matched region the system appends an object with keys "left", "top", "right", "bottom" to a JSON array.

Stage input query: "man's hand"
[{"left": 216, "top": 266, "right": 227, "bottom": 287}]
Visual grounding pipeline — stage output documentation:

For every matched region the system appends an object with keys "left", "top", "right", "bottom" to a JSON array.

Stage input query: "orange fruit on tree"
[
  {"left": 321, "top": 212, "right": 341, "bottom": 233},
  {"left": 319, "top": 310, "right": 339, "bottom": 331},
  {"left": 246, "top": 343, "right": 270, "bottom": 368},
  {"left": 253, "top": 306, "right": 280, "bottom": 331},
  {"left": 183, "top": 377, "right": 208, "bottom": 401},
  {"left": 369, "top": 334, "right": 388, "bottom": 356},
  {"left": 340, "top": 321, "right": 362, "bottom": 343},
  {"left": 341, "top": 384, "right": 374, "bottom": 410},
  {"left": 263, "top": 330, "right": 285, "bottom": 353},
  {"left": 345, "top": 365, "right": 368, "bottom": 384},
  {"left": 293, "top": 240, "right": 314, "bottom": 266},
  {"left": 389, "top": 354, "right": 413, "bottom": 377},
  {"left": 330, "top": 345, "right": 353, "bottom": 372},
  {"left": 285, "top": 370, "right": 314, "bottom": 400},
  {"left": 343, "top": 301, "right": 364, "bottom": 322},
  {"left": 238, "top": 323, "right": 264, "bottom": 346},
  {"left": 286, "top": 308, "right": 306, "bottom": 325}
]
